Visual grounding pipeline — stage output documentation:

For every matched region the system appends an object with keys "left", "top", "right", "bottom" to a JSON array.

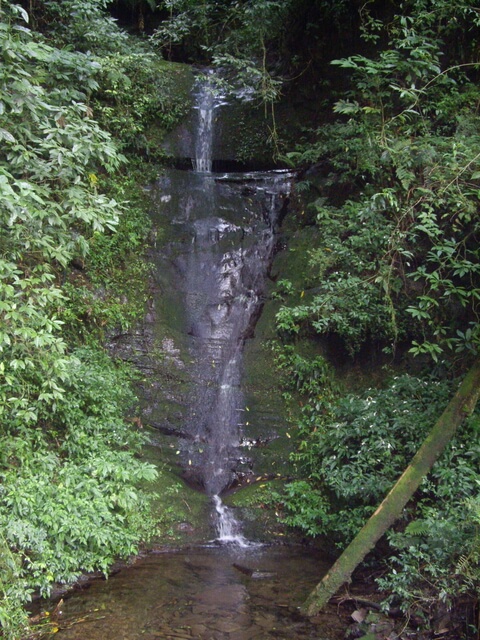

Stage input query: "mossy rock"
[
  {"left": 225, "top": 479, "right": 290, "bottom": 541},
  {"left": 142, "top": 438, "right": 211, "bottom": 545}
]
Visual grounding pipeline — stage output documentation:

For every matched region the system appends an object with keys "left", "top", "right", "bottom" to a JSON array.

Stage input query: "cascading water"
[
  {"left": 212, "top": 495, "right": 249, "bottom": 546},
  {"left": 152, "top": 72, "right": 292, "bottom": 544},
  {"left": 192, "top": 72, "right": 226, "bottom": 172}
]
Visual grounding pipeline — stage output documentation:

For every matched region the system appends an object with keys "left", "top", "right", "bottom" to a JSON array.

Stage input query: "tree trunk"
[{"left": 303, "top": 358, "right": 480, "bottom": 617}]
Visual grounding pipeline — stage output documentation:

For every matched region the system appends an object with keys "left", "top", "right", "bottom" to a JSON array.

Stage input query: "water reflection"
[{"left": 53, "top": 545, "right": 337, "bottom": 639}]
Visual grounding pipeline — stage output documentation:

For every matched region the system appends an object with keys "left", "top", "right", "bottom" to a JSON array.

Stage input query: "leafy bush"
[
  {"left": 276, "top": 2, "right": 480, "bottom": 362},
  {"left": 0, "top": 347, "right": 159, "bottom": 638},
  {"left": 276, "top": 481, "right": 331, "bottom": 537},
  {"left": 0, "top": 4, "right": 176, "bottom": 637},
  {"left": 277, "top": 370, "right": 480, "bottom": 622},
  {"left": 92, "top": 53, "right": 192, "bottom": 156},
  {"left": 59, "top": 175, "right": 155, "bottom": 342},
  {"left": 32, "top": 0, "right": 130, "bottom": 54},
  {"left": 0, "top": 0, "right": 125, "bottom": 432},
  {"left": 285, "top": 375, "right": 480, "bottom": 525},
  {"left": 275, "top": 198, "right": 402, "bottom": 354},
  {"left": 377, "top": 497, "right": 480, "bottom": 620}
]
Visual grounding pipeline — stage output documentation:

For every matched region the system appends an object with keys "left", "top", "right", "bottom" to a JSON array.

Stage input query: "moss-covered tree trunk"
[{"left": 303, "top": 358, "right": 480, "bottom": 617}]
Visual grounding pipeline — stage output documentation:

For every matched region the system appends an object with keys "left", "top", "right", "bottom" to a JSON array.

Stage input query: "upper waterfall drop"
[{"left": 192, "top": 72, "right": 226, "bottom": 173}]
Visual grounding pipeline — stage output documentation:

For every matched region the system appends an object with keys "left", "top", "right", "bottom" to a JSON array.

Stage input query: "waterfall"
[
  {"left": 152, "top": 72, "right": 292, "bottom": 544},
  {"left": 176, "top": 170, "right": 291, "bottom": 499},
  {"left": 192, "top": 73, "right": 226, "bottom": 172},
  {"left": 212, "top": 495, "right": 250, "bottom": 547}
]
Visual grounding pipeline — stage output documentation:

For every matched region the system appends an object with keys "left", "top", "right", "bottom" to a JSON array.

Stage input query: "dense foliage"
[
  {"left": 274, "top": 359, "right": 480, "bottom": 626},
  {"left": 267, "top": 0, "right": 480, "bottom": 634},
  {"left": 152, "top": 0, "right": 291, "bottom": 97},
  {"left": 278, "top": 1, "right": 480, "bottom": 361},
  {"left": 0, "top": 2, "right": 190, "bottom": 637},
  {"left": 2, "top": 0, "right": 480, "bottom": 636},
  {"left": 0, "top": 349, "right": 158, "bottom": 636}
]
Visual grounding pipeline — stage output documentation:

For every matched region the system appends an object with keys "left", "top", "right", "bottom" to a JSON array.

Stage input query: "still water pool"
[{"left": 52, "top": 543, "right": 343, "bottom": 640}]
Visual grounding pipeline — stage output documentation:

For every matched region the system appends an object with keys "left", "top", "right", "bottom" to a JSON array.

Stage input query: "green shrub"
[
  {"left": 275, "top": 198, "right": 403, "bottom": 354},
  {"left": 92, "top": 53, "right": 192, "bottom": 155},
  {"left": 377, "top": 496, "right": 480, "bottom": 619},
  {"left": 0, "top": 348, "right": 158, "bottom": 638},
  {"left": 0, "top": 5, "right": 176, "bottom": 637},
  {"left": 279, "top": 372, "right": 480, "bottom": 619}
]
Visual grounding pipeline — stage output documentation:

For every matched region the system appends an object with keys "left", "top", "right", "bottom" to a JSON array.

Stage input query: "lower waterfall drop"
[
  {"left": 153, "top": 169, "right": 292, "bottom": 541},
  {"left": 212, "top": 495, "right": 250, "bottom": 547}
]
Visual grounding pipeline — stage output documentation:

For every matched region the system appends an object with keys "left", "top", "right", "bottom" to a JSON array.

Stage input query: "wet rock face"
[
  {"left": 109, "top": 73, "right": 294, "bottom": 500},
  {"left": 146, "top": 75, "right": 294, "bottom": 496},
  {"left": 150, "top": 168, "right": 292, "bottom": 496}
]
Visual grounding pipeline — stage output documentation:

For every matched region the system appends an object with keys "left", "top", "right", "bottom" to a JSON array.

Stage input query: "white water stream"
[
  {"left": 145, "top": 71, "right": 293, "bottom": 542},
  {"left": 192, "top": 72, "right": 227, "bottom": 172},
  {"left": 212, "top": 495, "right": 251, "bottom": 547}
]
